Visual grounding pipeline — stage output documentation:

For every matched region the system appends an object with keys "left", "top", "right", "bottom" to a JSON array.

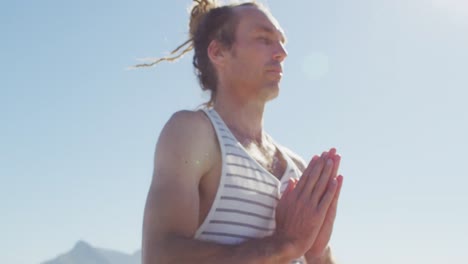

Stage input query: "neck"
[{"left": 213, "top": 89, "right": 266, "bottom": 144}]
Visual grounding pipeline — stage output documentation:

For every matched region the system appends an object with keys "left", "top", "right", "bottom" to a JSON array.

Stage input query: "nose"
[{"left": 273, "top": 42, "right": 288, "bottom": 62}]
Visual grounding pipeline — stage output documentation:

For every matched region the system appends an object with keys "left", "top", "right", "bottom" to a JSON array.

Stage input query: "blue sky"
[{"left": 1, "top": 0, "right": 467, "bottom": 263}]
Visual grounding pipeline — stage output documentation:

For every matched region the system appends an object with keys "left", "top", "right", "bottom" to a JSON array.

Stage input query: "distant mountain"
[{"left": 41, "top": 240, "right": 141, "bottom": 264}]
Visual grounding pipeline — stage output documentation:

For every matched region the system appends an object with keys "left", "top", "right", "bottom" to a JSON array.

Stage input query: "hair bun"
[{"left": 189, "top": 0, "right": 218, "bottom": 38}]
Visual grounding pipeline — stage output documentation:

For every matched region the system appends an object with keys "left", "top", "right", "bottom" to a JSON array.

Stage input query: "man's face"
[{"left": 223, "top": 6, "right": 288, "bottom": 102}]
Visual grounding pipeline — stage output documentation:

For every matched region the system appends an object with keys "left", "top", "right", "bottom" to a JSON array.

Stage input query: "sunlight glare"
[{"left": 432, "top": 0, "right": 468, "bottom": 25}]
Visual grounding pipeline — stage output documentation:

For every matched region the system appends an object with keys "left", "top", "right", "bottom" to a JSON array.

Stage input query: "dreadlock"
[{"left": 135, "top": 0, "right": 260, "bottom": 106}]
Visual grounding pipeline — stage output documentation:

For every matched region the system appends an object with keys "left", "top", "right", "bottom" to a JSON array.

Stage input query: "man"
[{"left": 141, "top": 1, "right": 344, "bottom": 263}]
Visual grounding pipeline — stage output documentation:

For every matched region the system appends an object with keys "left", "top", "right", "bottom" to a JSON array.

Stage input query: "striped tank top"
[{"left": 194, "top": 108, "right": 305, "bottom": 263}]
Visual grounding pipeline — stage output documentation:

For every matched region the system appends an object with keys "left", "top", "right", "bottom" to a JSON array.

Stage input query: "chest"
[
  {"left": 197, "top": 139, "right": 288, "bottom": 230},
  {"left": 242, "top": 142, "right": 287, "bottom": 180},
  {"left": 196, "top": 136, "right": 302, "bottom": 246}
]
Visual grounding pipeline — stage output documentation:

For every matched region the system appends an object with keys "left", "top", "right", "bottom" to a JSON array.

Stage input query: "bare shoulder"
[
  {"left": 143, "top": 109, "right": 217, "bottom": 241},
  {"left": 162, "top": 109, "right": 212, "bottom": 136},
  {"left": 154, "top": 109, "right": 216, "bottom": 181},
  {"left": 281, "top": 146, "right": 307, "bottom": 173},
  {"left": 158, "top": 109, "right": 214, "bottom": 147}
]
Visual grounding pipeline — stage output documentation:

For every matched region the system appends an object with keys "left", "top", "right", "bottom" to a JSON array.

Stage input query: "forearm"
[
  {"left": 143, "top": 234, "right": 295, "bottom": 264},
  {"left": 305, "top": 246, "right": 336, "bottom": 264}
]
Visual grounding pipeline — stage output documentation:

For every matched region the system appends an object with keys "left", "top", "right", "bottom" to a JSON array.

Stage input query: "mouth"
[
  {"left": 267, "top": 70, "right": 282, "bottom": 77},
  {"left": 266, "top": 63, "right": 283, "bottom": 74},
  {"left": 266, "top": 69, "right": 283, "bottom": 77},
  {"left": 266, "top": 71, "right": 283, "bottom": 82},
  {"left": 266, "top": 67, "right": 283, "bottom": 73}
]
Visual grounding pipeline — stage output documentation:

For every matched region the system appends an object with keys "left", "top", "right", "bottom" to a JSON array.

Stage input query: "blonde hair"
[{"left": 135, "top": 1, "right": 262, "bottom": 106}]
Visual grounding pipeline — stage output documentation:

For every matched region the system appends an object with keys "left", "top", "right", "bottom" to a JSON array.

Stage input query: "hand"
[
  {"left": 274, "top": 153, "right": 339, "bottom": 259},
  {"left": 305, "top": 149, "right": 344, "bottom": 260}
]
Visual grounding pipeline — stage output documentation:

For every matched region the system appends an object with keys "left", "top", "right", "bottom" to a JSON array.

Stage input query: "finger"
[
  {"left": 282, "top": 178, "right": 297, "bottom": 198},
  {"left": 277, "top": 178, "right": 297, "bottom": 222},
  {"left": 295, "top": 149, "right": 329, "bottom": 198},
  {"left": 323, "top": 175, "right": 344, "bottom": 223},
  {"left": 293, "top": 177, "right": 299, "bottom": 186},
  {"left": 327, "top": 148, "right": 336, "bottom": 158},
  {"left": 317, "top": 176, "right": 338, "bottom": 212},
  {"left": 310, "top": 158, "right": 334, "bottom": 204},
  {"left": 330, "top": 154, "right": 341, "bottom": 179},
  {"left": 294, "top": 155, "right": 319, "bottom": 194},
  {"left": 298, "top": 156, "right": 326, "bottom": 201},
  {"left": 332, "top": 175, "right": 344, "bottom": 210},
  {"left": 326, "top": 148, "right": 340, "bottom": 179},
  {"left": 320, "top": 151, "right": 328, "bottom": 159}
]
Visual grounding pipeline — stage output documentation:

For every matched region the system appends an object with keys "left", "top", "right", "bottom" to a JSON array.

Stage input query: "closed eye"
[{"left": 258, "top": 36, "right": 273, "bottom": 45}]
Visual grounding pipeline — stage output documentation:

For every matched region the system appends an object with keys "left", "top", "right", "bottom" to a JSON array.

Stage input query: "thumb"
[{"left": 282, "top": 178, "right": 298, "bottom": 196}]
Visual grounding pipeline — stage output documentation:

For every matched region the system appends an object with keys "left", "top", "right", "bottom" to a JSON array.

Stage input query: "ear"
[{"left": 207, "top": 40, "right": 228, "bottom": 68}]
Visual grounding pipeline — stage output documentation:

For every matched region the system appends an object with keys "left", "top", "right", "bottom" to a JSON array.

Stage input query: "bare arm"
[
  {"left": 142, "top": 111, "right": 294, "bottom": 264},
  {"left": 142, "top": 111, "right": 339, "bottom": 264}
]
